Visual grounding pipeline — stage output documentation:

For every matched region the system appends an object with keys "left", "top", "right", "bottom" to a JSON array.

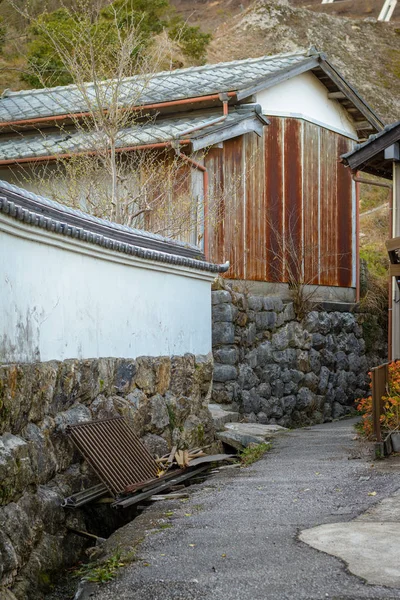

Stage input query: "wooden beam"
[
  {"left": 386, "top": 236, "right": 400, "bottom": 252},
  {"left": 328, "top": 91, "right": 346, "bottom": 99},
  {"left": 389, "top": 264, "right": 400, "bottom": 277},
  {"left": 318, "top": 60, "right": 384, "bottom": 132},
  {"left": 354, "top": 121, "right": 375, "bottom": 131}
]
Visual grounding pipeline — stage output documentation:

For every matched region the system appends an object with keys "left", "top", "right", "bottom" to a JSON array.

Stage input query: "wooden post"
[{"left": 371, "top": 363, "right": 389, "bottom": 442}]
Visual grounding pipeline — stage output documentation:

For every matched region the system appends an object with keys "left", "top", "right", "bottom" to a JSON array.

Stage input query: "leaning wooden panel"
[{"left": 265, "top": 117, "right": 284, "bottom": 282}]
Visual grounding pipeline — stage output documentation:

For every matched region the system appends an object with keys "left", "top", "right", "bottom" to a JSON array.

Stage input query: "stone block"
[
  {"left": 213, "top": 347, "right": 238, "bottom": 365},
  {"left": 335, "top": 351, "right": 349, "bottom": 371},
  {"left": 238, "top": 365, "right": 259, "bottom": 390},
  {"left": 296, "top": 387, "right": 316, "bottom": 410},
  {"left": 273, "top": 348, "right": 298, "bottom": 369},
  {"left": 312, "top": 333, "right": 326, "bottom": 350},
  {"left": 282, "top": 395, "right": 297, "bottom": 413},
  {"left": 212, "top": 303, "right": 234, "bottom": 322},
  {"left": 257, "top": 382, "right": 271, "bottom": 399},
  {"left": 141, "top": 434, "right": 169, "bottom": 458},
  {"left": 332, "top": 401, "right": 345, "bottom": 419},
  {"left": 318, "top": 312, "right": 331, "bottom": 335},
  {"left": 304, "top": 372, "right": 319, "bottom": 393},
  {"left": 256, "top": 311, "right": 277, "bottom": 332},
  {"left": 318, "top": 366, "right": 330, "bottom": 394},
  {"left": 212, "top": 290, "right": 231, "bottom": 305},
  {"left": 213, "top": 364, "right": 237, "bottom": 382},
  {"left": 0, "top": 434, "right": 36, "bottom": 505},
  {"left": 263, "top": 297, "right": 283, "bottom": 312},
  {"left": 248, "top": 296, "right": 263, "bottom": 311},
  {"left": 309, "top": 348, "right": 321, "bottom": 375},
  {"left": 297, "top": 350, "right": 310, "bottom": 372},
  {"left": 213, "top": 322, "right": 235, "bottom": 345},
  {"left": 257, "top": 342, "right": 273, "bottom": 367},
  {"left": 245, "top": 349, "right": 258, "bottom": 369},
  {"left": 303, "top": 311, "right": 320, "bottom": 333}
]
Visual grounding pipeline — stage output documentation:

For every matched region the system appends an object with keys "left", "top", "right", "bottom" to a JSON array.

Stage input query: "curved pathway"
[{"left": 93, "top": 419, "right": 400, "bottom": 600}]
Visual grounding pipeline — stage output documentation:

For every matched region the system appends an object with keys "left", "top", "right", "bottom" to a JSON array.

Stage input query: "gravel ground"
[{"left": 57, "top": 418, "right": 400, "bottom": 600}]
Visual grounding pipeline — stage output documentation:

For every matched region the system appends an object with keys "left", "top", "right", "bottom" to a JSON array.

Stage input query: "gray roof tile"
[
  {"left": 0, "top": 51, "right": 309, "bottom": 123},
  {"left": 0, "top": 108, "right": 262, "bottom": 161}
]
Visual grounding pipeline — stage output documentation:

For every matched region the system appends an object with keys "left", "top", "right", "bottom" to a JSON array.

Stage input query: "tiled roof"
[
  {"left": 0, "top": 108, "right": 266, "bottom": 162},
  {"left": 0, "top": 51, "right": 310, "bottom": 123},
  {"left": 0, "top": 179, "right": 229, "bottom": 272},
  {"left": 342, "top": 120, "right": 400, "bottom": 158}
]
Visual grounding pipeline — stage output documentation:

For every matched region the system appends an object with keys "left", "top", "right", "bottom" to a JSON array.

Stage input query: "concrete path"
[{"left": 92, "top": 419, "right": 400, "bottom": 600}]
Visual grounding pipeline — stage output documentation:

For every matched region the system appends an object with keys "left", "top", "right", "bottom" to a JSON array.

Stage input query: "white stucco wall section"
[
  {"left": 0, "top": 214, "right": 214, "bottom": 363},
  {"left": 256, "top": 72, "right": 358, "bottom": 140}
]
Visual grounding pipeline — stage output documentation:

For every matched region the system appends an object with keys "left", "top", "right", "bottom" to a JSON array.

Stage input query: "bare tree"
[
  {"left": 7, "top": 1, "right": 211, "bottom": 243},
  {"left": 262, "top": 209, "right": 351, "bottom": 319}
]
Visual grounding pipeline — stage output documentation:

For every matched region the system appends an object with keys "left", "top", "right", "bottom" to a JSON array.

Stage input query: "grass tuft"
[{"left": 239, "top": 442, "right": 271, "bottom": 467}]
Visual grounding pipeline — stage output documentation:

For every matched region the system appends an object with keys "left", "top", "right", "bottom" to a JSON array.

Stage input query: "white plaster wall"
[
  {"left": 0, "top": 215, "right": 213, "bottom": 363},
  {"left": 256, "top": 72, "right": 358, "bottom": 139}
]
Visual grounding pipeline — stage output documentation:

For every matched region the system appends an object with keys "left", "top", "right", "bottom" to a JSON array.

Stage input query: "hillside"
[{"left": 206, "top": 1, "right": 400, "bottom": 123}]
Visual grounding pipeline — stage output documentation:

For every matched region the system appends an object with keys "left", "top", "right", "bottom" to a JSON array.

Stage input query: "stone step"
[
  {"left": 208, "top": 403, "right": 240, "bottom": 431},
  {"left": 217, "top": 422, "right": 288, "bottom": 451}
]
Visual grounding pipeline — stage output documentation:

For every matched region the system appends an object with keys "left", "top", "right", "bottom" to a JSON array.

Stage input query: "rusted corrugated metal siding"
[{"left": 205, "top": 116, "right": 355, "bottom": 288}]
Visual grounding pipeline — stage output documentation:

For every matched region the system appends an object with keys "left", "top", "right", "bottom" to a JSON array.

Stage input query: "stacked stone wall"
[
  {"left": 212, "top": 286, "right": 372, "bottom": 426},
  {"left": 0, "top": 354, "right": 214, "bottom": 599}
]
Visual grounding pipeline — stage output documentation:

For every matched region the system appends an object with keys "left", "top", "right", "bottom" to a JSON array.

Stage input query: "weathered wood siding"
[{"left": 205, "top": 117, "right": 355, "bottom": 288}]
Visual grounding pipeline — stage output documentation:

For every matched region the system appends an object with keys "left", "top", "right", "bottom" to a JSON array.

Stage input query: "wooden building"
[
  {"left": 0, "top": 48, "right": 384, "bottom": 301},
  {"left": 342, "top": 121, "right": 400, "bottom": 358}
]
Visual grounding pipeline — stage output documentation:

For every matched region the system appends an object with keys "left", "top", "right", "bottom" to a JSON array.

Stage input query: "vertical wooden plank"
[
  {"left": 319, "top": 128, "right": 338, "bottom": 286},
  {"left": 245, "top": 131, "right": 265, "bottom": 281},
  {"left": 283, "top": 118, "right": 303, "bottom": 285},
  {"left": 303, "top": 121, "right": 319, "bottom": 285},
  {"left": 265, "top": 117, "right": 284, "bottom": 282},
  {"left": 336, "top": 135, "right": 353, "bottom": 288},
  {"left": 204, "top": 147, "right": 224, "bottom": 265},
  {"left": 223, "top": 137, "right": 244, "bottom": 280}
]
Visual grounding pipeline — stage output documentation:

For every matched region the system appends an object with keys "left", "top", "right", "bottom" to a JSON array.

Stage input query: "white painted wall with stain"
[
  {"left": 256, "top": 71, "right": 358, "bottom": 139},
  {"left": 0, "top": 213, "right": 214, "bottom": 363}
]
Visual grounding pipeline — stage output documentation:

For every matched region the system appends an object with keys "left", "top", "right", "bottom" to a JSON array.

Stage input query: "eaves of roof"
[
  {"left": 0, "top": 179, "right": 228, "bottom": 274},
  {"left": 0, "top": 107, "right": 268, "bottom": 164},
  {"left": 341, "top": 120, "right": 400, "bottom": 178}
]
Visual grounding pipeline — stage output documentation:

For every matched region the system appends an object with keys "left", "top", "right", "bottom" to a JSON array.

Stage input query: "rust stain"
[
  {"left": 284, "top": 118, "right": 303, "bottom": 285},
  {"left": 336, "top": 136, "right": 353, "bottom": 288},
  {"left": 265, "top": 117, "right": 284, "bottom": 283}
]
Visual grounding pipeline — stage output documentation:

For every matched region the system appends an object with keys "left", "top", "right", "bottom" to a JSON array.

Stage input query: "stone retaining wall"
[
  {"left": 0, "top": 353, "right": 214, "bottom": 599},
  {"left": 212, "top": 286, "right": 371, "bottom": 426}
]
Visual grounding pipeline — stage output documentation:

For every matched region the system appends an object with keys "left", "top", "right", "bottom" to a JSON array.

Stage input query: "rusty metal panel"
[
  {"left": 265, "top": 117, "right": 284, "bottom": 282},
  {"left": 336, "top": 135, "right": 354, "bottom": 288},
  {"left": 204, "top": 147, "right": 225, "bottom": 265},
  {"left": 319, "top": 127, "right": 338, "bottom": 286},
  {"left": 244, "top": 131, "right": 266, "bottom": 281},
  {"left": 67, "top": 417, "right": 158, "bottom": 497},
  {"left": 222, "top": 137, "right": 245, "bottom": 280},
  {"left": 303, "top": 121, "right": 320, "bottom": 285},
  {"left": 283, "top": 118, "right": 303, "bottom": 284}
]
